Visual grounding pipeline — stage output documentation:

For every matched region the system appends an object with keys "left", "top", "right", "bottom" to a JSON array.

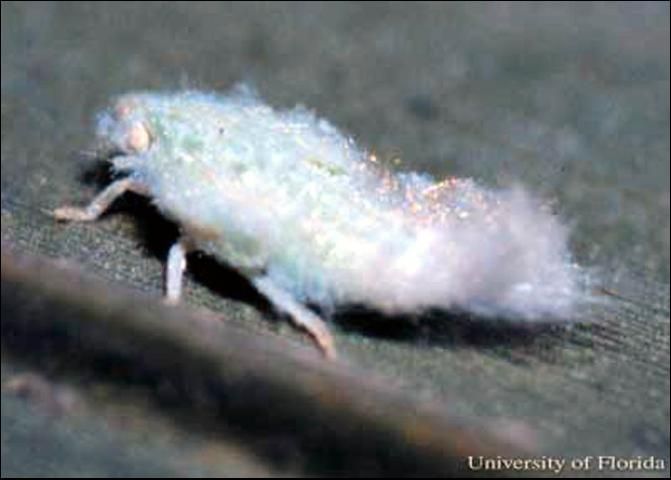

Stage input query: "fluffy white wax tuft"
[{"left": 99, "top": 85, "right": 587, "bottom": 321}]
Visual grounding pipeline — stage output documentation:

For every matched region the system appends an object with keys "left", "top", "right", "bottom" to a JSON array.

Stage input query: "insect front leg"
[
  {"left": 252, "top": 276, "right": 336, "bottom": 359},
  {"left": 165, "top": 238, "right": 194, "bottom": 304},
  {"left": 52, "top": 177, "right": 147, "bottom": 222}
]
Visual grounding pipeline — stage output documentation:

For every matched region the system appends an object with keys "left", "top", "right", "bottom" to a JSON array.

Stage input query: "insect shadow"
[
  {"left": 333, "top": 306, "right": 563, "bottom": 349},
  {"left": 81, "top": 160, "right": 562, "bottom": 351}
]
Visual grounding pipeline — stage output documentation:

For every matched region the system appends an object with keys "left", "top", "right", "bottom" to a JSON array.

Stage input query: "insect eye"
[
  {"left": 114, "top": 98, "right": 138, "bottom": 120},
  {"left": 125, "top": 121, "right": 152, "bottom": 153}
]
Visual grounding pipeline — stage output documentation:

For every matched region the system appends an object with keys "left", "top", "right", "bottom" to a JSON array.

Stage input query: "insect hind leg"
[{"left": 252, "top": 276, "right": 336, "bottom": 359}]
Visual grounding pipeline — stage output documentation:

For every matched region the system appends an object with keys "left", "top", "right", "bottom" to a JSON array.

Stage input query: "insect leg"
[
  {"left": 165, "top": 238, "right": 193, "bottom": 304},
  {"left": 52, "top": 178, "right": 147, "bottom": 222},
  {"left": 252, "top": 276, "right": 336, "bottom": 359}
]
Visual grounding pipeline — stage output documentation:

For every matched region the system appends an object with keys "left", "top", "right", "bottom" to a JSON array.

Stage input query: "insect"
[{"left": 53, "top": 85, "right": 582, "bottom": 359}]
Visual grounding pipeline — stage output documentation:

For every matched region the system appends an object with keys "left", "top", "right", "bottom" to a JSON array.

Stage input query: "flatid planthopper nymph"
[{"left": 53, "top": 85, "right": 586, "bottom": 359}]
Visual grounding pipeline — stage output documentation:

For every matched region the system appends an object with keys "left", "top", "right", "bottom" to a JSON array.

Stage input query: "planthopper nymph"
[{"left": 53, "top": 85, "right": 584, "bottom": 359}]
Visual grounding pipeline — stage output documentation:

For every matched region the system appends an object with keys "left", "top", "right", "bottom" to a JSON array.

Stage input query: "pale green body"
[{"left": 100, "top": 88, "right": 581, "bottom": 318}]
